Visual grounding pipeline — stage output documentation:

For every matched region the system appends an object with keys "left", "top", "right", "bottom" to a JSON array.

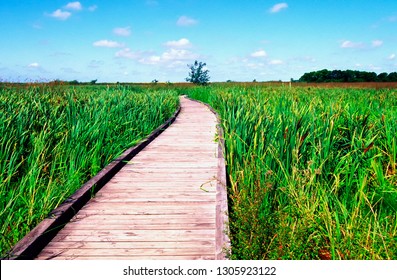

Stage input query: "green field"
[
  {"left": 0, "top": 84, "right": 179, "bottom": 257},
  {"left": 187, "top": 84, "right": 397, "bottom": 259},
  {"left": 1, "top": 83, "right": 396, "bottom": 260}
]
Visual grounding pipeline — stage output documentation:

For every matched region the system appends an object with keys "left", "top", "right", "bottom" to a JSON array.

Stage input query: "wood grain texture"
[{"left": 35, "top": 96, "right": 229, "bottom": 260}]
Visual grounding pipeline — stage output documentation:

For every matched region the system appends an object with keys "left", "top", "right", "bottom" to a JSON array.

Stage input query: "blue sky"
[{"left": 0, "top": 0, "right": 396, "bottom": 82}]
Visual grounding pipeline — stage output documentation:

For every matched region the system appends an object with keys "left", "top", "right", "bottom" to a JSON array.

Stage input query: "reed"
[{"left": 187, "top": 84, "right": 397, "bottom": 259}]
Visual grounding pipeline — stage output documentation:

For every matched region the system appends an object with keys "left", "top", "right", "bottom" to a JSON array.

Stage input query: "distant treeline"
[{"left": 299, "top": 69, "right": 397, "bottom": 83}]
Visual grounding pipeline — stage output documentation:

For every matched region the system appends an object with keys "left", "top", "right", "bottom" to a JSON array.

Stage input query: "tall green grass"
[
  {"left": 0, "top": 84, "right": 179, "bottom": 257},
  {"left": 187, "top": 85, "right": 397, "bottom": 259}
]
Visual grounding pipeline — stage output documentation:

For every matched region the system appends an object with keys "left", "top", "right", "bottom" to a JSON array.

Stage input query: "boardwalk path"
[{"left": 35, "top": 96, "right": 229, "bottom": 260}]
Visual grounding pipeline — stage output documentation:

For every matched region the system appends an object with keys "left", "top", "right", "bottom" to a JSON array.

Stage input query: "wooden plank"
[
  {"left": 90, "top": 198, "right": 215, "bottom": 203},
  {"left": 50, "top": 233, "right": 214, "bottom": 243},
  {"left": 91, "top": 190, "right": 216, "bottom": 195},
  {"left": 93, "top": 191, "right": 215, "bottom": 197},
  {"left": 38, "top": 247, "right": 215, "bottom": 257},
  {"left": 122, "top": 167, "right": 217, "bottom": 171},
  {"left": 75, "top": 210, "right": 215, "bottom": 216},
  {"left": 118, "top": 163, "right": 217, "bottom": 167},
  {"left": 43, "top": 240, "right": 215, "bottom": 249},
  {"left": 61, "top": 223, "right": 215, "bottom": 230},
  {"left": 106, "top": 176, "right": 218, "bottom": 181},
  {"left": 50, "top": 229, "right": 215, "bottom": 236},
  {"left": 71, "top": 215, "right": 215, "bottom": 223},
  {"left": 77, "top": 201, "right": 216, "bottom": 207},
  {"left": 90, "top": 197, "right": 216, "bottom": 202}
]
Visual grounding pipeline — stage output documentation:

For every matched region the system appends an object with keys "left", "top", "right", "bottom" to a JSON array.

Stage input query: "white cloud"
[
  {"left": 139, "top": 56, "right": 161, "bottom": 65},
  {"left": 269, "top": 3, "right": 288, "bottom": 13},
  {"left": 116, "top": 47, "right": 199, "bottom": 67},
  {"left": 164, "top": 38, "right": 192, "bottom": 48},
  {"left": 372, "top": 40, "right": 383, "bottom": 47},
  {"left": 115, "top": 48, "right": 141, "bottom": 59},
  {"left": 176, "top": 16, "right": 198, "bottom": 26},
  {"left": 28, "top": 62, "right": 40, "bottom": 68},
  {"left": 115, "top": 37, "right": 199, "bottom": 69},
  {"left": 113, "top": 26, "right": 131, "bottom": 37},
  {"left": 93, "top": 40, "right": 124, "bottom": 48},
  {"left": 340, "top": 40, "right": 364, "bottom": 49},
  {"left": 161, "top": 48, "right": 198, "bottom": 62},
  {"left": 49, "top": 9, "right": 72, "bottom": 20},
  {"left": 65, "top": 2, "right": 82, "bottom": 11},
  {"left": 269, "top": 59, "right": 283, "bottom": 65},
  {"left": 250, "top": 49, "right": 267, "bottom": 58},
  {"left": 388, "top": 54, "right": 396, "bottom": 60},
  {"left": 246, "top": 62, "right": 265, "bottom": 69},
  {"left": 88, "top": 5, "right": 97, "bottom": 11}
]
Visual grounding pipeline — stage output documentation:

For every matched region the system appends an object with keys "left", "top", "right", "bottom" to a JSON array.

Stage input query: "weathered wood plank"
[
  {"left": 51, "top": 229, "right": 215, "bottom": 236},
  {"left": 61, "top": 223, "right": 215, "bottom": 230},
  {"left": 43, "top": 240, "right": 215, "bottom": 249},
  {"left": 75, "top": 210, "right": 216, "bottom": 216},
  {"left": 93, "top": 191, "right": 215, "bottom": 197},
  {"left": 71, "top": 215, "right": 215, "bottom": 223},
  {"left": 39, "top": 247, "right": 215, "bottom": 258},
  {"left": 50, "top": 233, "right": 215, "bottom": 243}
]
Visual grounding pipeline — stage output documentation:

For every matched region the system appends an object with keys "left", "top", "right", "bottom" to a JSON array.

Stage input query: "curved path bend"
[{"left": 35, "top": 96, "right": 229, "bottom": 260}]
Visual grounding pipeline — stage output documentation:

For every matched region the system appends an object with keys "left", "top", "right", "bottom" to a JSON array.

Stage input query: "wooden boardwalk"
[{"left": 34, "top": 96, "right": 229, "bottom": 260}]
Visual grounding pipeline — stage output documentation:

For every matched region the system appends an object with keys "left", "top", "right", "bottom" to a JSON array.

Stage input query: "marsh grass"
[
  {"left": 187, "top": 85, "right": 397, "bottom": 259},
  {"left": 0, "top": 84, "right": 178, "bottom": 256}
]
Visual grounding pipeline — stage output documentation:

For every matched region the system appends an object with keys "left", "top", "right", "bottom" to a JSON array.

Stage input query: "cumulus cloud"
[
  {"left": 161, "top": 49, "right": 198, "bottom": 61},
  {"left": 388, "top": 54, "right": 396, "bottom": 60},
  {"left": 164, "top": 38, "right": 192, "bottom": 48},
  {"left": 269, "top": 3, "right": 288, "bottom": 13},
  {"left": 177, "top": 16, "right": 198, "bottom": 26},
  {"left": 115, "top": 48, "right": 142, "bottom": 59},
  {"left": 372, "top": 40, "right": 383, "bottom": 47},
  {"left": 115, "top": 37, "right": 199, "bottom": 69},
  {"left": 93, "top": 40, "right": 124, "bottom": 48},
  {"left": 135, "top": 49, "right": 199, "bottom": 65},
  {"left": 49, "top": 9, "right": 72, "bottom": 20},
  {"left": 251, "top": 49, "right": 267, "bottom": 58},
  {"left": 139, "top": 55, "right": 161, "bottom": 65},
  {"left": 340, "top": 40, "right": 364, "bottom": 49},
  {"left": 28, "top": 62, "right": 40, "bottom": 68},
  {"left": 116, "top": 47, "right": 199, "bottom": 68},
  {"left": 65, "top": 2, "right": 82, "bottom": 11},
  {"left": 246, "top": 62, "right": 265, "bottom": 69},
  {"left": 269, "top": 59, "right": 283, "bottom": 65},
  {"left": 113, "top": 26, "right": 131, "bottom": 37}
]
